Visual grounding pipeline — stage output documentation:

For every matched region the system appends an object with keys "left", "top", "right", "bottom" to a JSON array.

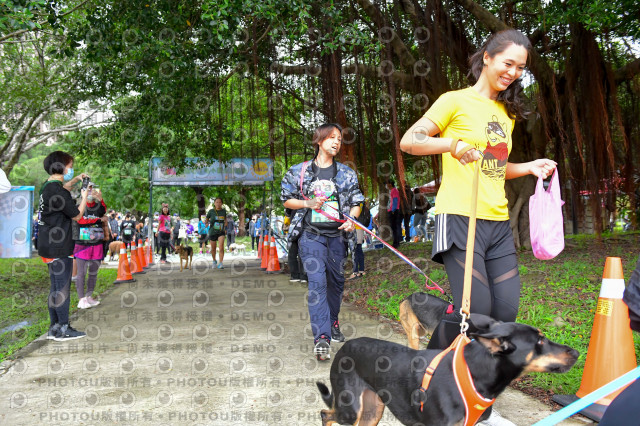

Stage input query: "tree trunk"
[
  {"left": 320, "top": 48, "right": 355, "bottom": 165},
  {"left": 193, "top": 187, "right": 206, "bottom": 218},
  {"left": 237, "top": 187, "right": 247, "bottom": 236},
  {"left": 377, "top": 186, "right": 393, "bottom": 242}
]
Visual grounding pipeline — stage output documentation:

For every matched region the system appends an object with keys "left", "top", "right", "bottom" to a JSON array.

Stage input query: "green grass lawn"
[{"left": 0, "top": 257, "right": 117, "bottom": 363}]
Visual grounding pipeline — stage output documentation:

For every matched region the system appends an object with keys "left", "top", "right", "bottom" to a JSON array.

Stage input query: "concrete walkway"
[{"left": 0, "top": 256, "right": 590, "bottom": 425}]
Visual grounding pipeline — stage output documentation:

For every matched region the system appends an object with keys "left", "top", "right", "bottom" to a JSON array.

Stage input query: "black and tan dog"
[
  {"left": 399, "top": 292, "right": 453, "bottom": 350},
  {"left": 317, "top": 314, "right": 578, "bottom": 426},
  {"left": 175, "top": 244, "right": 193, "bottom": 272}
]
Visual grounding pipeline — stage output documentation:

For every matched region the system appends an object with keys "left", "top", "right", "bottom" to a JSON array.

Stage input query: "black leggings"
[
  {"left": 428, "top": 246, "right": 520, "bottom": 349},
  {"left": 48, "top": 257, "right": 73, "bottom": 326}
]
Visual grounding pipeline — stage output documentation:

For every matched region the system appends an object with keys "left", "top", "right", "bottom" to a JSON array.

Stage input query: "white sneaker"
[
  {"left": 86, "top": 296, "right": 100, "bottom": 307},
  {"left": 71, "top": 275, "right": 77, "bottom": 282},
  {"left": 78, "top": 297, "right": 91, "bottom": 309},
  {"left": 478, "top": 409, "right": 515, "bottom": 426}
]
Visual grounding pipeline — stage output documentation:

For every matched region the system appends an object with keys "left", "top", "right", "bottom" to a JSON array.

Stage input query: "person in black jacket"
[
  {"left": 120, "top": 212, "right": 136, "bottom": 250},
  {"left": 38, "top": 151, "right": 89, "bottom": 341},
  {"left": 599, "top": 255, "right": 640, "bottom": 425}
]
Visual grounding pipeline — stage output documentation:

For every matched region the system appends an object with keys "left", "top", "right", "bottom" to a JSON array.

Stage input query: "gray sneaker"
[
  {"left": 53, "top": 324, "right": 86, "bottom": 341},
  {"left": 212, "top": 260, "right": 217, "bottom": 268},
  {"left": 314, "top": 335, "right": 331, "bottom": 361},
  {"left": 46, "top": 324, "right": 61, "bottom": 340}
]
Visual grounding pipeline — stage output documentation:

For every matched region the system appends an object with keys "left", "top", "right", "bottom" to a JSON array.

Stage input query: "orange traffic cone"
[
  {"left": 552, "top": 257, "right": 638, "bottom": 421},
  {"left": 114, "top": 247, "right": 136, "bottom": 284},
  {"left": 129, "top": 241, "right": 146, "bottom": 274},
  {"left": 147, "top": 241, "right": 155, "bottom": 266},
  {"left": 266, "top": 236, "right": 281, "bottom": 273},
  {"left": 137, "top": 239, "right": 148, "bottom": 269},
  {"left": 260, "top": 234, "right": 270, "bottom": 270}
]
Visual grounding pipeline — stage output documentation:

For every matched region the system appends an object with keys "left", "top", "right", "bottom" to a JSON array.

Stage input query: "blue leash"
[{"left": 533, "top": 366, "right": 640, "bottom": 426}]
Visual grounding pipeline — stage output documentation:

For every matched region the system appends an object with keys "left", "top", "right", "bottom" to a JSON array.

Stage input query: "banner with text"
[{"left": 150, "top": 158, "right": 273, "bottom": 186}]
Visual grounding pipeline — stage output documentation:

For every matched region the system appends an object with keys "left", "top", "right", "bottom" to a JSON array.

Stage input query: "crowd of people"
[{"left": 35, "top": 150, "right": 263, "bottom": 339}]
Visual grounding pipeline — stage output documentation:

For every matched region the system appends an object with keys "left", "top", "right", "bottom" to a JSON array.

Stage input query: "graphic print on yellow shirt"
[
  {"left": 424, "top": 87, "right": 514, "bottom": 220},
  {"left": 481, "top": 115, "right": 510, "bottom": 181}
]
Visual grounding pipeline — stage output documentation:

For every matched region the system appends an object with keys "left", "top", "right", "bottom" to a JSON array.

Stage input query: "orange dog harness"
[{"left": 418, "top": 334, "right": 495, "bottom": 425}]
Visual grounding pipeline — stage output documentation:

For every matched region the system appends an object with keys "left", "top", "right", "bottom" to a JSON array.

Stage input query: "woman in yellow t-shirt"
[{"left": 400, "top": 29, "right": 556, "bottom": 350}]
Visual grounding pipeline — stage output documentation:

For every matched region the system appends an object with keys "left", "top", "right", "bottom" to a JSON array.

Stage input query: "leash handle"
[{"left": 460, "top": 156, "right": 482, "bottom": 328}]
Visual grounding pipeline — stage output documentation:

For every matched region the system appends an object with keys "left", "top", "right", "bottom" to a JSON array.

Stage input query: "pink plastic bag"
[{"left": 529, "top": 170, "right": 565, "bottom": 260}]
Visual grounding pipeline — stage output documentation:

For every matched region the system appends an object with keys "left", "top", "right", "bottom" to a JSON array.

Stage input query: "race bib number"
[
  {"left": 123, "top": 228, "right": 133, "bottom": 236},
  {"left": 213, "top": 222, "right": 222, "bottom": 231},
  {"left": 311, "top": 200, "right": 340, "bottom": 223}
]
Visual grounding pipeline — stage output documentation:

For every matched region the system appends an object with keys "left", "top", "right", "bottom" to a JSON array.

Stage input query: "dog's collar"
[{"left": 418, "top": 335, "right": 495, "bottom": 425}]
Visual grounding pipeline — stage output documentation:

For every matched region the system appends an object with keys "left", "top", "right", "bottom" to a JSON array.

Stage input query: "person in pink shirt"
[
  {"left": 385, "top": 179, "right": 402, "bottom": 248},
  {"left": 157, "top": 203, "right": 173, "bottom": 263},
  {"left": 73, "top": 185, "right": 108, "bottom": 309}
]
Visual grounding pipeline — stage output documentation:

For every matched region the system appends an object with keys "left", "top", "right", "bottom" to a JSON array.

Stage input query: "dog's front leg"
[
  {"left": 320, "top": 409, "right": 337, "bottom": 426},
  {"left": 357, "top": 388, "right": 385, "bottom": 426}
]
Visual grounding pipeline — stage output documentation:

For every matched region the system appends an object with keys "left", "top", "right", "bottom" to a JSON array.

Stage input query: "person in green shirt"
[{"left": 206, "top": 197, "right": 227, "bottom": 269}]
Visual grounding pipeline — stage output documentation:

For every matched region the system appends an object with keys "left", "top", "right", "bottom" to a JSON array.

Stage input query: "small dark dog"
[
  {"left": 317, "top": 314, "right": 578, "bottom": 426},
  {"left": 175, "top": 244, "right": 193, "bottom": 271},
  {"left": 399, "top": 292, "right": 452, "bottom": 350}
]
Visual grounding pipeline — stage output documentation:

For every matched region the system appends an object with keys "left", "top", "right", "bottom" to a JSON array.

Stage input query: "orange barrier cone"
[
  {"left": 114, "top": 247, "right": 136, "bottom": 284},
  {"left": 266, "top": 236, "right": 281, "bottom": 273},
  {"left": 552, "top": 257, "right": 638, "bottom": 421},
  {"left": 129, "top": 241, "right": 146, "bottom": 275},
  {"left": 137, "top": 239, "right": 148, "bottom": 269},
  {"left": 260, "top": 234, "right": 270, "bottom": 270},
  {"left": 147, "top": 241, "right": 155, "bottom": 266}
]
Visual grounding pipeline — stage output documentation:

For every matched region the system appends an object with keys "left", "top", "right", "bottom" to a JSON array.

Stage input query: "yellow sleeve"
[{"left": 424, "top": 92, "right": 456, "bottom": 133}]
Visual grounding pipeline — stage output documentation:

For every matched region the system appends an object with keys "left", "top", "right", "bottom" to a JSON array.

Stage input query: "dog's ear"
[
  {"left": 472, "top": 334, "right": 516, "bottom": 355},
  {"left": 469, "top": 313, "right": 500, "bottom": 332}
]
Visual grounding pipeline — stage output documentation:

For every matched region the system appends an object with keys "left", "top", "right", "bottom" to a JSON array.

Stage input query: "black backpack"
[{"left": 359, "top": 205, "right": 371, "bottom": 228}]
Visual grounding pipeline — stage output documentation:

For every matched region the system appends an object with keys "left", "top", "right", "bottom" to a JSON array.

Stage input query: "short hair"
[
  {"left": 43, "top": 151, "right": 74, "bottom": 175},
  {"left": 385, "top": 179, "right": 395, "bottom": 187},
  {"left": 311, "top": 123, "right": 343, "bottom": 156}
]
